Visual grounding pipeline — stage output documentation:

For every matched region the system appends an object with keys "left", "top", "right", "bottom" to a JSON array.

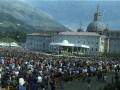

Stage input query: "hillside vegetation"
[
  {"left": 0, "top": 12, "right": 40, "bottom": 33},
  {"left": 0, "top": 0, "right": 70, "bottom": 31},
  {"left": 0, "top": 30, "right": 26, "bottom": 44}
]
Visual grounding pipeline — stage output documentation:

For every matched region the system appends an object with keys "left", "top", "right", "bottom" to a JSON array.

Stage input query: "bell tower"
[{"left": 94, "top": 5, "right": 101, "bottom": 21}]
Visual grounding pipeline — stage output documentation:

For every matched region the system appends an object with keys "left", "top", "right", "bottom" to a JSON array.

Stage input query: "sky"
[{"left": 19, "top": 0, "right": 120, "bottom": 31}]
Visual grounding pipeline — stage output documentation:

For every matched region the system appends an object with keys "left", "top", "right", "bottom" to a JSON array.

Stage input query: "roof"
[
  {"left": 50, "top": 40, "right": 89, "bottom": 48},
  {"left": 104, "top": 30, "right": 120, "bottom": 32},
  {"left": 10, "top": 42, "right": 20, "bottom": 47},
  {"left": 0, "top": 42, "right": 20, "bottom": 47},
  {"left": 87, "top": 21, "right": 106, "bottom": 32},
  {"left": 58, "top": 32, "right": 101, "bottom": 36},
  {"left": 27, "top": 33, "right": 52, "bottom": 36},
  {"left": 40, "top": 30, "right": 68, "bottom": 32}
]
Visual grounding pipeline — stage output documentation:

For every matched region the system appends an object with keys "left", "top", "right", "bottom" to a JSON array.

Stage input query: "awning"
[
  {"left": 10, "top": 42, "right": 20, "bottom": 47},
  {"left": 50, "top": 40, "right": 89, "bottom": 48}
]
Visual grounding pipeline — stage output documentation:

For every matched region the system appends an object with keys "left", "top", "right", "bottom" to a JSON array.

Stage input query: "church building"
[{"left": 24, "top": 6, "right": 120, "bottom": 56}]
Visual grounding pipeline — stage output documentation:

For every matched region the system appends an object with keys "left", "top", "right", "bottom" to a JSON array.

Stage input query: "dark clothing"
[
  {"left": 115, "top": 74, "right": 118, "bottom": 82},
  {"left": 31, "top": 83, "right": 39, "bottom": 90},
  {"left": 87, "top": 77, "right": 91, "bottom": 89},
  {"left": 19, "top": 85, "right": 26, "bottom": 90},
  {"left": 1, "top": 79, "right": 8, "bottom": 88},
  {"left": 11, "top": 79, "right": 18, "bottom": 88},
  {"left": 28, "top": 75, "right": 35, "bottom": 83},
  {"left": 50, "top": 80, "right": 56, "bottom": 90},
  {"left": 87, "top": 77, "right": 91, "bottom": 84}
]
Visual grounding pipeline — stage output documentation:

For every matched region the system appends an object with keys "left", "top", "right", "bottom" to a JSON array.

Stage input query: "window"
[
  {"left": 92, "top": 48, "right": 93, "bottom": 51},
  {"left": 111, "top": 33, "right": 114, "bottom": 36},
  {"left": 107, "top": 33, "right": 109, "bottom": 37},
  {"left": 96, "top": 48, "right": 97, "bottom": 51},
  {"left": 101, "top": 42, "right": 104, "bottom": 46},
  {"left": 43, "top": 43, "right": 45, "bottom": 47}
]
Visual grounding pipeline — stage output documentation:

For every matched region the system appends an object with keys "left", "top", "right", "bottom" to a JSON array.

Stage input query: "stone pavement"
[{"left": 56, "top": 73, "right": 113, "bottom": 90}]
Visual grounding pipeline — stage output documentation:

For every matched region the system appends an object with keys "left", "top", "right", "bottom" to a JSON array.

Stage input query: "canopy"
[
  {"left": 0, "top": 42, "right": 20, "bottom": 47},
  {"left": 50, "top": 40, "right": 89, "bottom": 48},
  {"left": 10, "top": 42, "right": 20, "bottom": 47},
  {"left": 0, "top": 42, "right": 9, "bottom": 47}
]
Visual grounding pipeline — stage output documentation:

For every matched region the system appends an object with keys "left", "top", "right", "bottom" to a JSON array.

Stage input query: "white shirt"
[
  {"left": 15, "top": 71, "right": 19, "bottom": 75},
  {"left": 19, "top": 78, "right": 24, "bottom": 85},
  {"left": 37, "top": 76, "right": 42, "bottom": 83}
]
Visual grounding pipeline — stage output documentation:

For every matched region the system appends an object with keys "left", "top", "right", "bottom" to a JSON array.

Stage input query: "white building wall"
[
  {"left": 52, "top": 34, "right": 101, "bottom": 56},
  {"left": 104, "top": 31, "right": 120, "bottom": 54},
  {"left": 25, "top": 35, "right": 52, "bottom": 52}
]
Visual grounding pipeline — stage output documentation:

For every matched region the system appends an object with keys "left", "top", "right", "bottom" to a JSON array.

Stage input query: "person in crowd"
[
  {"left": 31, "top": 80, "right": 39, "bottom": 90},
  {"left": 0, "top": 48, "right": 120, "bottom": 90},
  {"left": 37, "top": 74, "right": 42, "bottom": 83},
  {"left": 107, "top": 83, "right": 112, "bottom": 90},
  {"left": 115, "top": 83, "right": 120, "bottom": 90},
  {"left": 19, "top": 84, "right": 26, "bottom": 90},
  {"left": 11, "top": 78, "right": 18, "bottom": 88},
  {"left": 103, "top": 74, "right": 107, "bottom": 83},
  {"left": 60, "top": 74, "right": 65, "bottom": 89},
  {"left": 87, "top": 74, "right": 91, "bottom": 89},
  {"left": 50, "top": 79, "right": 56, "bottom": 90},
  {"left": 115, "top": 73, "right": 119, "bottom": 82},
  {"left": 1, "top": 78, "right": 8, "bottom": 89}
]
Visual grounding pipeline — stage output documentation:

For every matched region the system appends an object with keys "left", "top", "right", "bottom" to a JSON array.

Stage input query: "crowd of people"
[{"left": 0, "top": 48, "right": 120, "bottom": 90}]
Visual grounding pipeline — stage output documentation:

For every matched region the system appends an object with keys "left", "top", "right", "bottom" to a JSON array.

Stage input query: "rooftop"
[
  {"left": 27, "top": 33, "right": 51, "bottom": 36},
  {"left": 58, "top": 32, "right": 101, "bottom": 36},
  {"left": 104, "top": 30, "right": 120, "bottom": 32}
]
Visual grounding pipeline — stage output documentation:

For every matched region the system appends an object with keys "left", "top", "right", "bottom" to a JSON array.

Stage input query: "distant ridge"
[{"left": 0, "top": 0, "right": 71, "bottom": 33}]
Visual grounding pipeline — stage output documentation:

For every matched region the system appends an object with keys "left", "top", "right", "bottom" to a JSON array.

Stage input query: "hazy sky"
[{"left": 19, "top": 0, "right": 120, "bottom": 31}]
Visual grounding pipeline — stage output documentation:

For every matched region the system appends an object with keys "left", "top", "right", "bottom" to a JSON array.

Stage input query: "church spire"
[
  {"left": 97, "top": 4, "right": 99, "bottom": 13},
  {"left": 94, "top": 5, "right": 101, "bottom": 21},
  {"left": 77, "top": 23, "right": 84, "bottom": 32}
]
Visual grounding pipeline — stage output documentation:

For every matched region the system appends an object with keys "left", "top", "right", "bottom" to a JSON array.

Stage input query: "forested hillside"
[
  {"left": 0, "top": 30, "right": 26, "bottom": 44},
  {"left": 0, "top": 12, "right": 40, "bottom": 33}
]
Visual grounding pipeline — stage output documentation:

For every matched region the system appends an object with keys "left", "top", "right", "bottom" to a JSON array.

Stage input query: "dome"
[
  {"left": 86, "top": 21, "right": 106, "bottom": 33},
  {"left": 62, "top": 40, "right": 68, "bottom": 44},
  {"left": 77, "top": 27, "right": 84, "bottom": 32},
  {"left": 104, "top": 28, "right": 110, "bottom": 32}
]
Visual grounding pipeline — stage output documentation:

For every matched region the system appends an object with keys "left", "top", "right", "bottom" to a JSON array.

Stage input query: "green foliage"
[
  {"left": 62, "top": 52, "right": 75, "bottom": 56},
  {"left": 0, "top": 30, "right": 26, "bottom": 44},
  {"left": 80, "top": 54, "right": 91, "bottom": 57},
  {"left": 0, "top": 37, "right": 16, "bottom": 43},
  {"left": 99, "top": 52, "right": 120, "bottom": 57}
]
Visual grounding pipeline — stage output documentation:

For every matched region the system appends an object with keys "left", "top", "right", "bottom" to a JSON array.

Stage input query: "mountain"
[
  {"left": 0, "top": 0, "right": 70, "bottom": 33},
  {"left": 0, "top": 11, "right": 38, "bottom": 33},
  {"left": 23, "top": 0, "right": 120, "bottom": 31}
]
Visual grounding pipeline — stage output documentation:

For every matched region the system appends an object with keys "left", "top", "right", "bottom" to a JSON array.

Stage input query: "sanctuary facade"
[{"left": 24, "top": 6, "right": 120, "bottom": 56}]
